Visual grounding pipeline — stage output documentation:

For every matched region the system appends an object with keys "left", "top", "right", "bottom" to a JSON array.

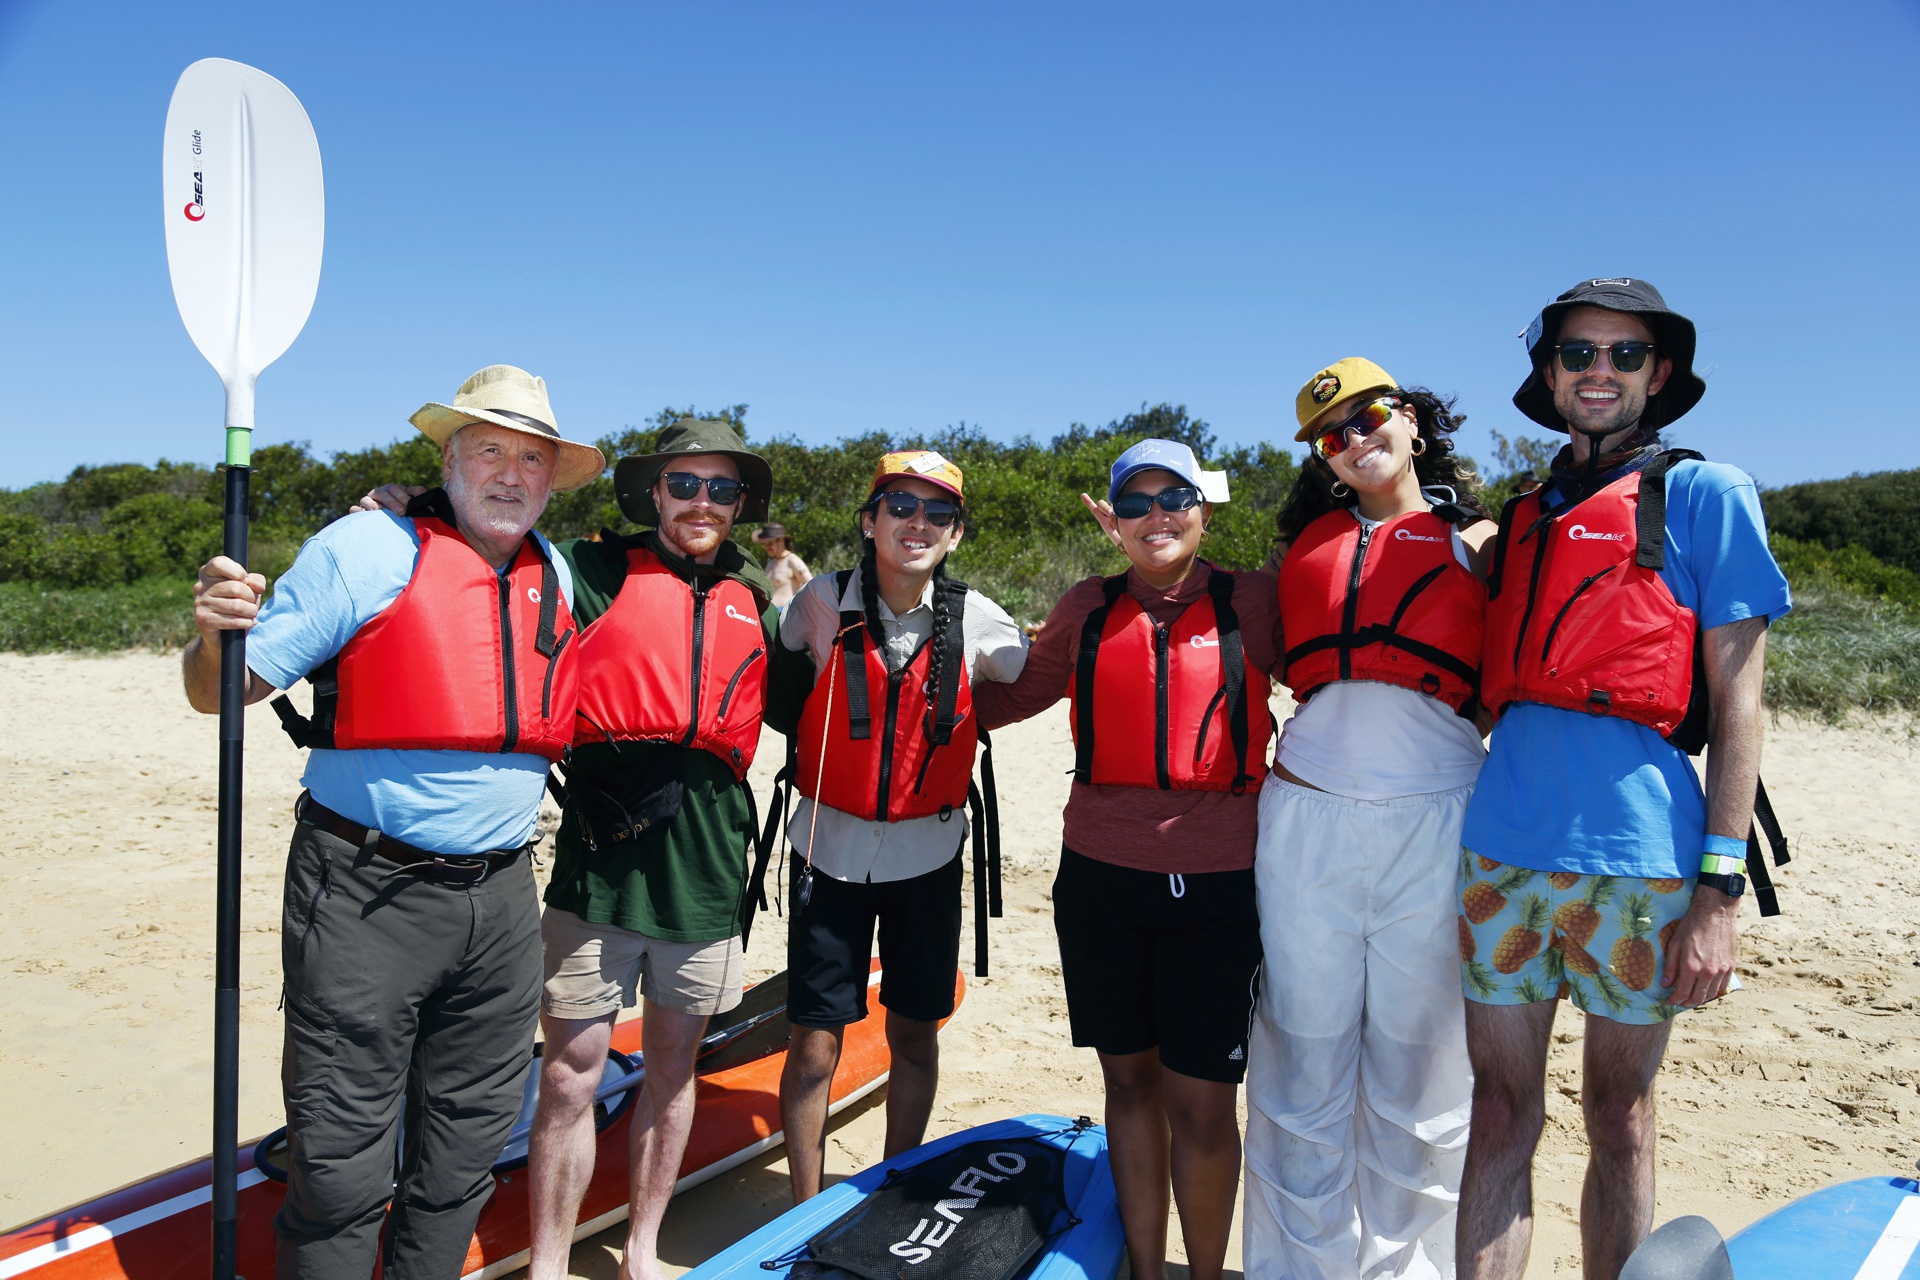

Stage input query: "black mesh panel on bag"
[{"left": 772, "top": 1135, "right": 1078, "bottom": 1280}]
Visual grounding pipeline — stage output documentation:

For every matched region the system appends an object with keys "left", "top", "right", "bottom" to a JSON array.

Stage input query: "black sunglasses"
[
  {"left": 1111, "top": 485, "right": 1202, "bottom": 520},
  {"left": 872, "top": 490, "right": 960, "bottom": 527},
  {"left": 661, "top": 472, "right": 747, "bottom": 505},
  {"left": 1552, "top": 340, "right": 1655, "bottom": 374}
]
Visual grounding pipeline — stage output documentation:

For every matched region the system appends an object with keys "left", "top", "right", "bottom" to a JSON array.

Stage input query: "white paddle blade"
[{"left": 163, "top": 58, "right": 324, "bottom": 433}]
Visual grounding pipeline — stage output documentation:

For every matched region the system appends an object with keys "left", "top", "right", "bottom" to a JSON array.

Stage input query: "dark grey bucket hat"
[{"left": 1513, "top": 278, "right": 1707, "bottom": 433}]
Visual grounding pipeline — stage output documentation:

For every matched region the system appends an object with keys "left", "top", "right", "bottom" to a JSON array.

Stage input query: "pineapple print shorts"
[{"left": 1456, "top": 852, "right": 1699, "bottom": 1025}]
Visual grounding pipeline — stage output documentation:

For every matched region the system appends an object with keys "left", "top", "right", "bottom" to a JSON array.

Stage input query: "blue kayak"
[
  {"left": 1726, "top": 1176, "right": 1920, "bottom": 1279},
  {"left": 680, "top": 1114, "right": 1124, "bottom": 1280}
]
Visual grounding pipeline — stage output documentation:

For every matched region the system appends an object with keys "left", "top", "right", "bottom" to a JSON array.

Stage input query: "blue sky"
[{"left": 1, "top": 1, "right": 1915, "bottom": 491}]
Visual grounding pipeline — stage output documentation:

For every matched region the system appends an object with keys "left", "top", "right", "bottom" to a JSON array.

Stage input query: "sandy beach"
[{"left": 2, "top": 651, "right": 1916, "bottom": 1277}]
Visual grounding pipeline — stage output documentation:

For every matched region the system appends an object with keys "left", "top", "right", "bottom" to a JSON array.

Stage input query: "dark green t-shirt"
[{"left": 542, "top": 531, "right": 780, "bottom": 942}]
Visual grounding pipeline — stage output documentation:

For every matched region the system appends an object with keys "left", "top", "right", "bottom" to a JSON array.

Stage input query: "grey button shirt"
[{"left": 778, "top": 565, "right": 1029, "bottom": 883}]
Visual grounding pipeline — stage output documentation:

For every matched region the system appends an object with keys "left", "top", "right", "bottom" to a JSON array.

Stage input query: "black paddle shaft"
[{"left": 213, "top": 462, "right": 249, "bottom": 1280}]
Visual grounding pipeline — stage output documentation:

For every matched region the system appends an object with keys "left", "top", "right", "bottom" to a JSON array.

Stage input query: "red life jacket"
[
  {"left": 1278, "top": 508, "right": 1485, "bottom": 714},
  {"left": 796, "top": 571, "right": 977, "bottom": 822},
  {"left": 275, "top": 512, "right": 579, "bottom": 762},
  {"left": 571, "top": 543, "right": 767, "bottom": 779},
  {"left": 1481, "top": 450, "right": 1708, "bottom": 744},
  {"left": 1068, "top": 568, "right": 1270, "bottom": 793}
]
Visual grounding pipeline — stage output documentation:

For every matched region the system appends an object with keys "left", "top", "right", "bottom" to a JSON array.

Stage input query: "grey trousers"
[{"left": 274, "top": 820, "right": 542, "bottom": 1280}]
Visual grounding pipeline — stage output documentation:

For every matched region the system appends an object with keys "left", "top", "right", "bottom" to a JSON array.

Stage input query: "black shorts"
[
  {"left": 786, "top": 851, "right": 963, "bottom": 1029},
  {"left": 1052, "top": 845, "right": 1262, "bottom": 1084}
]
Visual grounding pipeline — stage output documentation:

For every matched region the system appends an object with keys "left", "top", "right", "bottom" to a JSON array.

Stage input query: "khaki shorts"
[{"left": 541, "top": 907, "right": 744, "bottom": 1020}]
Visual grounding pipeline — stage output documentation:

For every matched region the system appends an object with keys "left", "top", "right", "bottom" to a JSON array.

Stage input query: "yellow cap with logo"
[
  {"left": 1294, "top": 357, "right": 1399, "bottom": 441},
  {"left": 869, "top": 450, "right": 964, "bottom": 501}
]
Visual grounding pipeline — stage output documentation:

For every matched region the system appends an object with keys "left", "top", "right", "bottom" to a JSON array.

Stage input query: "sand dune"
[{"left": 1, "top": 651, "right": 1914, "bottom": 1277}]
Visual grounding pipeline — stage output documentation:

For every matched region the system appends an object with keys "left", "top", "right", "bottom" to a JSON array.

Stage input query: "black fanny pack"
[{"left": 564, "top": 750, "right": 685, "bottom": 850}]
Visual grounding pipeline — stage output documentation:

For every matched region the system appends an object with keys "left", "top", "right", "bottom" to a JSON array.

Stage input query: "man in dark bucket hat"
[
  {"left": 527, "top": 417, "right": 781, "bottom": 1280},
  {"left": 1453, "top": 286, "right": 1792, "bottom": 1279}
]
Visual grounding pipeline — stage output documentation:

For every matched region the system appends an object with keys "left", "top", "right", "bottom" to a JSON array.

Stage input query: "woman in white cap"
[
  {"left": 973, "top": 437, "right": 1280, "bottom": 1280},
  {"left": 1244, "top": 358, "right": 1496, "bottom": 1280}
]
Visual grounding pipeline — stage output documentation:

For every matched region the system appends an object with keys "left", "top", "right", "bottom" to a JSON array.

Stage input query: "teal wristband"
[{"left": 1703, "top": 834, "right": 1746, "bottom": 860}]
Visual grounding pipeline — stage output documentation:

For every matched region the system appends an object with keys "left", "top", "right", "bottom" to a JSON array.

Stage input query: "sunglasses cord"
[{"left": 798, "top": 619, "right": 861, "bottom": 910}]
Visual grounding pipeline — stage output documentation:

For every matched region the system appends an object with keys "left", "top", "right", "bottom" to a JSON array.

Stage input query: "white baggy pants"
[{"left": 1243, "top": 774, "right": 1474, "bottom": 1280}]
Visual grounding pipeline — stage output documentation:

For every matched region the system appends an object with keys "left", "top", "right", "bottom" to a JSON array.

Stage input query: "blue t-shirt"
[
  {"left": 1461, "top": 459, "right": 1792, "bottom": 878},
  {"left": 246, "top": 511, "right": 576, "bottom": 856}
]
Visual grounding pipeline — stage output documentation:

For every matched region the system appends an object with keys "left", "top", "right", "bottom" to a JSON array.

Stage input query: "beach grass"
[{"left": 0, "top": 577, "right": 197, "bottom": 653}]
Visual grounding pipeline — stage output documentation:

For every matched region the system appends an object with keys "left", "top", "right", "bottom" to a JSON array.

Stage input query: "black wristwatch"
[{"left": 1697, "top": 872, "right": 1746, "bottom": 898}]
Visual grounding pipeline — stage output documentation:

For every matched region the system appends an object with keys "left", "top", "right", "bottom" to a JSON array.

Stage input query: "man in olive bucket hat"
[
  {"left": 1453, "top": 282, "right": 1791, "bottom": 1279},
  {"left": 355, "top": 415, "right": 780, "bottom": 1280},
  {"left": 187, "top": 364, "right": 602, "bottom": 1280}
]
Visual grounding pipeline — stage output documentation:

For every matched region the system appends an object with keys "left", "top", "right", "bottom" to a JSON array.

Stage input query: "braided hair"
[
  {"left": 1276, "top": 386, "right": 1489, "bottom": 545},
  {"left": 858, "top": 492, "right": 968, "bottom": 743}
]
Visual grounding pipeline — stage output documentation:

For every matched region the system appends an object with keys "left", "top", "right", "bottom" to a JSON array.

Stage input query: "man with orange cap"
[{"left": 766, "top": 449, "right": 1028, "bottom": 1204}]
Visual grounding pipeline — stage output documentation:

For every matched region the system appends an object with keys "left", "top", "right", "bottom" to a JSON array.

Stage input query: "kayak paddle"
[{"left": 162, "top": 57, "right": 324, "bottom": 1280}]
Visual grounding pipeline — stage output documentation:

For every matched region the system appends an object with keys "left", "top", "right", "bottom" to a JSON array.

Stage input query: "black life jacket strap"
[
  {"left": 1633, "top": 449, "right": 1704, "bottom": 571},
  {"left": 1485, "top": 492, "right": 1529, "bottom": 603},
  {"left": 832, "top": 569, "right": 873, "bottom": 741},
  {"left": 738, "top": 762, "right": 791, "bottom": 946},
  {"left": 979, "top": 728, "right": 1001, "bottom": 919},
  {"left": 1071, "top": 575, "right": 1129, "bottom": 784},
  {"left": 928, "top": 575, "right": 970, "bottom": 746},
  {"left": 271, "top": 656, "right": 340, "bottom": 750},
  {"left": 1206, "top": 570, "right": 1254, "bottom": 793},
  {"left": 545, "top": 764, "right": 569, "bottom": 809},
  {"left": 1744, "top": 775, "right": 1790, "bottom": 918},
  {"left": 530, "top": 536, "right": 563, "bottom": 658}
]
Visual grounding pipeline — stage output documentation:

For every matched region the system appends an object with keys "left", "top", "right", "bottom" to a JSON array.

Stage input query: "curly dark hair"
[
  {"left": 857, "top": 493, "right": 968, "bottom": 739},
  {"left": 1275, "top": 387, "right": 1490, "bottom": 546}
]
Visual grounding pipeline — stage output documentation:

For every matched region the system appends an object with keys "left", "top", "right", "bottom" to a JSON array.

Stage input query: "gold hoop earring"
[
  {"left": 1330, "top": 480, "right": 1351, "bottom": 499},
  {"left": 1411, "top": 436, "right": 1429, "bottom": 456}
]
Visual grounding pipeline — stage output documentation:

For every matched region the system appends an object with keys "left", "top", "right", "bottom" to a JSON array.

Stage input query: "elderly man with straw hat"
[{"left": 185, "top": 364, "right": 603, "bottom": 1280}]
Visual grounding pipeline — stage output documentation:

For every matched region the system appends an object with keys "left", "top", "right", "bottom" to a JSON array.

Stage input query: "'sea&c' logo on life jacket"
[
  {"left": 184, "top": 130, "right": 206, "bottom": 221},
  {"left": 889, "top": 1149, "right": 1030, "bottom": 1264},
  {"left": 1567, "top": 524, "right": 1626, "bottom": 542},
  {"left": 1189, "top": 635, "right": 1220, "bottom": 649},
  {"left": 725, "top": 603, "right": 756, "bottom": 624},
  {"left": 526, "top": 587, "right": 541, "bottom": 603},
  {"left": 1310, "top": 374, "right": 1341, "bottom": 404},
  {"left": 1395, "top": 528, "right": 1444, "bottom": 543}
]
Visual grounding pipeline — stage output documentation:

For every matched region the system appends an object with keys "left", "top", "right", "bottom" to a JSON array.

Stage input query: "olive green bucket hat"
[{"left": 613, "top": 417, "right": 773, "bottom": 526}]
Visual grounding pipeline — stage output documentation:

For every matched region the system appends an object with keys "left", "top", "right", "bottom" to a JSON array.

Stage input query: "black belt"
[{"left": 295, "top": 793, "right": 528, "bottom": 884}]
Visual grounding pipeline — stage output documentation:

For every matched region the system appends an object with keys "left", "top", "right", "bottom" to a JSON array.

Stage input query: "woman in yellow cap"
[
  {"left": 766, "top": 450, "right": 1029, "bottom": 1204},
  {"left": 1244, "top": 359, "right": 1496, "bottom": 1280}
]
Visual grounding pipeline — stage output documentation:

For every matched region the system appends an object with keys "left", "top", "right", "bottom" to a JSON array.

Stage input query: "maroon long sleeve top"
[{"left": 973, "top": 560, "right": 1282, "bottom": 874}]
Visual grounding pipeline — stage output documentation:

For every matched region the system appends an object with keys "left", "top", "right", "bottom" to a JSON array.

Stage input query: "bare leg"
[
  {"left": 1099, "top": 1049, "right": 1170, "bottom": 1280},
  {"left": 1161, "top": 1067, "right": 1241, "bottom": 1280},
  {"left": 528, "top": 1012, "right": 616, "bottom": 1280},
  {"left": 781, "top": 1023, "right": 845, "bottom": 1203},
  {"left": 1457, "top": 999, "right": 1556, "bottom": 1280},
  {"left": 881, "top": 1012, "right": 941, "bottom": 1159},
  {"left": 616, "top": 1000, "right": 711, "bottom": 1280},
  {"left": 1579, "top": 1018, "right": 1671, "bottom": 1280}
]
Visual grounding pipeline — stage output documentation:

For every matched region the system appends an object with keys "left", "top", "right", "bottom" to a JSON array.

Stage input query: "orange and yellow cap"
[{"left": 868, "top": 450, "right": 964, "bottom": 501}]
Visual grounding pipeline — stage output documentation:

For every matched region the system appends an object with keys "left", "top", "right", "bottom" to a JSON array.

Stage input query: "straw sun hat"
[{"left": 409, "top": 364, "right": 607, "bottom": 492}]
